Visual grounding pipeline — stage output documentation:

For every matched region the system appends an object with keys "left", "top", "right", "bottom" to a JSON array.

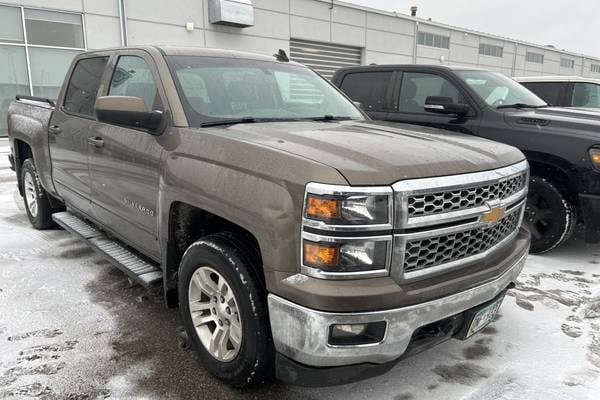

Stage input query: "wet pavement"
[{"left": 1, "top": 160, "right": 599, "bottom": 399}]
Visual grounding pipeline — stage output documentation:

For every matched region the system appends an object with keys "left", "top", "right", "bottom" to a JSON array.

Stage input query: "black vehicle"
[{"left": 332, "top": 65, "right": 600, "bottom": 253}]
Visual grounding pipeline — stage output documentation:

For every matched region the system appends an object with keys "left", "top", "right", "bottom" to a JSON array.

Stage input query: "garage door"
[{"left": 289, "top": 39, "right": 362, "bottom": 79}]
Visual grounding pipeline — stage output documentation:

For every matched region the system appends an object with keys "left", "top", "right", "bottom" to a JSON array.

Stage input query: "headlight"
[
  {"left": 303, "top": 183, "right": 393, "bottom": 230},
  {"left": 590, "top": 147, "right": 600, "bottom": 170},
  {"left": 302, "top": 236, "right": 391, "bottom": 274},
  {"left": 301, "top": 183, "right": 393, "bottom": 279}
]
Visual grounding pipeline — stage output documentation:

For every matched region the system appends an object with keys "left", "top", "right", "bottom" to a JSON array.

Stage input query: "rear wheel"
[
  {"left": 20, "top": 158, "right": 54, "bottom": 229},
  {"left": 525, "top": 176, "right": 576, "bottom": 253},
  {"left": 178, "top": 234, "right": 274, "bottom": 387}
]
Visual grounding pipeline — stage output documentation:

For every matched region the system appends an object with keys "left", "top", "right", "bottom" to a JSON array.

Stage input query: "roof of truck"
[
  {"left": 84, "top": 45, "right": 302, "bottom": 65},
  {"left": 514, "top": 76, "right": 600, "bottom": 84},
  {"left": 334, "top": 64, "right": 488, "bottom": 73}
]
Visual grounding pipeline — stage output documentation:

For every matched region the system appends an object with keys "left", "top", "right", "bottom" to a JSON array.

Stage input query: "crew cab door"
[
  {"left": 386, "top": 71, "right": 481, "bottom": 134},
  {"left": 88, "top": 51, "right": 165, "bottom": 260},
  {"left": 48, "top": 56, "right": 109, "bottom": 215}
]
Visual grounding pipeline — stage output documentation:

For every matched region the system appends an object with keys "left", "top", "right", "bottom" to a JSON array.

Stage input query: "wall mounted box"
[{"left": 208, "top": 0, "right": 254, "bottom": 28}]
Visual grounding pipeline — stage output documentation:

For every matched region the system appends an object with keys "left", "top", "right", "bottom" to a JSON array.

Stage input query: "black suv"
[{"left": 332, "top": 65, "right": 600, "bottom": 253}]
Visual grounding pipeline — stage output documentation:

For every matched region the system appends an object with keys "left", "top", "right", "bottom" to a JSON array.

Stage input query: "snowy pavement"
[{"left": 0, "top": 154, "right": 599, "bottom": 399}]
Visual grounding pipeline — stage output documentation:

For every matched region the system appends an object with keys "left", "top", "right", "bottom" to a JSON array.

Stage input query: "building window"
[
  {"left": 417, "top": 31, "right": 450, "bottom": 49},
  {"left": 0, "top": 4, "right": 85, "bottom": 136},
  {"left": 526, "top": 52, "right": 544, "bottom": 64},
  {"left": 591, "top": 64, "right": 600, "bottom": 73},
  {"left": 479, "top": 43, "right": 503, "bottom": 58},
  {"left": 560, "top": 58, "right": 575, "bottom": 69}
]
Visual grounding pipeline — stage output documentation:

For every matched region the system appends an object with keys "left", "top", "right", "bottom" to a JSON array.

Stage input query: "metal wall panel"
[{"left": 290, "top": 38, "right": 361, "bottom": 79}]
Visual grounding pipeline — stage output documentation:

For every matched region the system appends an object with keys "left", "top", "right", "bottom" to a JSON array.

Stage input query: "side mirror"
[
  {"left": 95, "top": 96, "right": 164, "bottom": 134},
  {"left": 424, "top": 96, "right": 470, "bottom": 116}
]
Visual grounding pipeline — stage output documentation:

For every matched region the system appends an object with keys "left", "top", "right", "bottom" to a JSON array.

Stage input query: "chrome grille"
[
  {"left": 403, "top": 207, "right": 522, "bottom": 273},
  {"left": 407, "top": 173, "right": 527, "bottom": 218}
]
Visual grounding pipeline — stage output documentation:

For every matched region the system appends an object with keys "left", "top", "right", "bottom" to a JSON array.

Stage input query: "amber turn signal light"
[
  {"left": 305, "top": 195, "right": 341, "bottom": 221},
  {"left": 303, "top": 241, "right": 340, "bottom": 269}
]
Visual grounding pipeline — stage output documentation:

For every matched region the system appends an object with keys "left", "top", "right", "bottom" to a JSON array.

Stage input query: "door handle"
[
  {"left": 49, "top": 125, "right": 62, "bottom": 135},
  {"left": 88, "top": 137, "right": 104, "bottom": 148}
]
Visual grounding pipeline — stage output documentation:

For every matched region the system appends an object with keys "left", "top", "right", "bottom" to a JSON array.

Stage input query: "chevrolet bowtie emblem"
[{"left": 482, "top": 206, "right": 505, "bottom": 224}]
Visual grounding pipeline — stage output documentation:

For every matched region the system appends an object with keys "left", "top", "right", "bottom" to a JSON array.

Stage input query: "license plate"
[{"left": 465, "top": 296, "right": 504, "bottom": 338}]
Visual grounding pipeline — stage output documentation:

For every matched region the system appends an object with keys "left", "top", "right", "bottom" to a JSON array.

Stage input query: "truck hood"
[
  {"left": 504, "top": 107, "right": 600, "bottom": 140},
  {"left": 215, "top": 120, "right": 524, "bottom": 185}
]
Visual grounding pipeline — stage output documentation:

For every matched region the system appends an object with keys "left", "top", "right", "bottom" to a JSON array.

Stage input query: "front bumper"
[{"left": 268, "top": 249, "right": 527, "bottom": 371}]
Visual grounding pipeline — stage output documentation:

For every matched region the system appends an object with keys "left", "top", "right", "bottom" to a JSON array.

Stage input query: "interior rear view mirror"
[
  {"left": 424, "top": 96, "right": 470, "bottom": 116},
  {"left": 95, "top": 96, "right": 164, "bottom": 134}
]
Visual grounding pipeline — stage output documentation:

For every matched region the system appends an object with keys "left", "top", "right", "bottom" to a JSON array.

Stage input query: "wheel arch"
[
  {"left": 522, "top": 150, "right": 577, "bottom": 196},
  {"left": 163, "top": 201, "right": 264, "bottom": 308}
]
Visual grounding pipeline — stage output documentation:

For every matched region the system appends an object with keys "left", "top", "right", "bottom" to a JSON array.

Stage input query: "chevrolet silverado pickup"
[
  {"left": 7, "top": 47, "right": 530, "bottom": 387},
  {"left": 333, "top": 65, "right": 600, "bottom": 253}
]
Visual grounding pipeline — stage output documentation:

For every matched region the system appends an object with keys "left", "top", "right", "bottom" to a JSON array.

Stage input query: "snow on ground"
[{"left": 0, "top": 146, "right": 599, "bottom": 399}]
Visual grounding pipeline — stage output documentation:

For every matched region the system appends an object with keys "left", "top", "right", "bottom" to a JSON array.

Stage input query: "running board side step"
[{"left": 52, "top": 211, "right": 163, "bottom": 288}]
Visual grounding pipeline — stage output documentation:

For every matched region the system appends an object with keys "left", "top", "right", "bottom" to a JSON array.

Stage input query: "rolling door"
[{"left": 290, "top": 39, "right": 362, "bottom": 79}]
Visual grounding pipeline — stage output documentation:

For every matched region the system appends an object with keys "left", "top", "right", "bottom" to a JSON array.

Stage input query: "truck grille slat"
[
  {"left": 403, "top": 209, "right": 521, "bottom": 273},
  {"left": 407, "top": 173, "right": 527, "bottom": 218}
]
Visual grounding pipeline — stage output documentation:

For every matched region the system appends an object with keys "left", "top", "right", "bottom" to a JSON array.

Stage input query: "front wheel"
[
  {"left": 525, "top": 176, "right": 576, "bottom": 254},
  {"left": 178, "top": 234, "right": 274, "bottom": 387},
  {"left": 20, "top": 158, "right": 54, "bottom": 229}
]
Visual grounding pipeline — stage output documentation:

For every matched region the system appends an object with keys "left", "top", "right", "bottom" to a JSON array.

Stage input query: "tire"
[
  {"left": 525, "top": 176, "right": 576, "bottom": 254},
  {"left": 178, "top": 234, "right": 274, "bottom": 387},
  {"left": 20, "top": 158, "right": 55, "bottom": 229}
]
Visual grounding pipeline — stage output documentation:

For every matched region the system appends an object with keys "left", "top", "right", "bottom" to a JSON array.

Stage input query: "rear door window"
[
  {"left": 398, "top": 72, "right": 467, "bottom": 114},
  {"left": 63, "top": 56, "right": 108, "bottom": 117},
  {"left": 520, "top": 82, "right": 565, "bottom": 106},
  {"left": 339, "top": 71, "right": 392, "bottom": 111}
]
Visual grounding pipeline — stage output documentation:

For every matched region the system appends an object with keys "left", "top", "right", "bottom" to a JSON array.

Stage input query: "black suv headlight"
[
  {"left": 590, "top": 147, "right": 600, "bottom": 171},
  {"left": 301, "top": 183, "right": 393, "bottom": 279}
]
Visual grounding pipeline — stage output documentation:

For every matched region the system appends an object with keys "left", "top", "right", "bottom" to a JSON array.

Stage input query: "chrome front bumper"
[{"left": 268, "top": 251, "right": 527, "bottom": 367}]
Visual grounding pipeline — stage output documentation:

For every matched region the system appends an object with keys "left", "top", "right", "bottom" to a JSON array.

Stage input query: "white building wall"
[{"left": 1, "top": 0, "right": 600, "bottom": 78}]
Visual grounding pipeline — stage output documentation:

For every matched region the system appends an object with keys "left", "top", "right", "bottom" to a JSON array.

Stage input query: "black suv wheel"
[{"left": 525, "top": 176, "right": 576, "bottom": 253}]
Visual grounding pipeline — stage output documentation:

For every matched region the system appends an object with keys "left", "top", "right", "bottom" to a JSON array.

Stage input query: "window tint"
[
  {"left": 398, "top": 72, "right": 466, "bottom": 114},
  {"left": 63, "top": 57, "right": 108, "bottom": 116},
  {"left": 340, "top": 72, "right": 392, "bottom": 111},
  {"left": 520, "top": 82, "right": 564, "bottom": 106},
  {"left": 572, "top": 83, "right": 600, "bottom": 108},
  {"left": 108, "top": 56, "right": 161, "bottom": 112}
]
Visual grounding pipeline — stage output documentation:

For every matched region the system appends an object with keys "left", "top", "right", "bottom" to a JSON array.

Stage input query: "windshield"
[
  {"left": 456, "top": 70, "right": 547, "bottom": 109},
  {"left": 166, "top": 56, "right": 364, "bottom": 127}
]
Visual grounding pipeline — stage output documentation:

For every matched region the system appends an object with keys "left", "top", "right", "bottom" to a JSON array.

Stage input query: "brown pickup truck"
[{"left": 6, "top": 46, "right": 530, "bottom": 387}]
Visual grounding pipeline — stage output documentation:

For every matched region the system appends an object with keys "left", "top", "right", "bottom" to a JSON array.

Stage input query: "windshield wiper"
[
  {"left": 307, "top": 115, "right": 356, "bottom": 122},
  {"left": 496, "top": 103, "right": 548, "bottom": 110},
  {"left": 201, "top": 117, "right": 305, "bottom": 127}
]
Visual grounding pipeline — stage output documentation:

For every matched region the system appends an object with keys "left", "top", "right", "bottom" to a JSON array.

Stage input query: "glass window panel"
[
  {"left": 64, "top": 57, "right": 108, "bottom": 116},
  {"left": 398, "top": 72, "right": 467, "bottom": 114},
  {"left": 340, "top": 71, "right": 392, "bottom": 112},
  {"left": 0, "top": 5, "right": 24, "bottom": 44},
  {"left": 572, "top": 83, "right": 600, "bottom": 108},
  {"left": 0, "top": 45, "right": 29, "bottom": 137},
  {"left": 108, "top": 56, "right": 161, "bottom": 111},
  {"left": 29, "top": 47, "right": 80, "bottom": 100},
  {"left": 24, "top": 8, "right": 84, "bottom": 48}
]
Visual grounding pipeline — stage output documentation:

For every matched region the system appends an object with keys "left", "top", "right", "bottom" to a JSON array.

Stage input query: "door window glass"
[
  {"left": 109, "top": 56, "right": 161, "bottom": 112},
  {"left": 571, "top": 83, "right": 600, "bottom": 108},
  {"left": 63, "top": 57, "right": 108, "bottom": 116},
  {"left": 520, "top": 82, "right": 563, "bottom": 106},
  {"left": 340, "top": 72, "right": 392, "bottom": 111},
  {"left": 398, "top": 72, "right": 466, "bottom": 114}
]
